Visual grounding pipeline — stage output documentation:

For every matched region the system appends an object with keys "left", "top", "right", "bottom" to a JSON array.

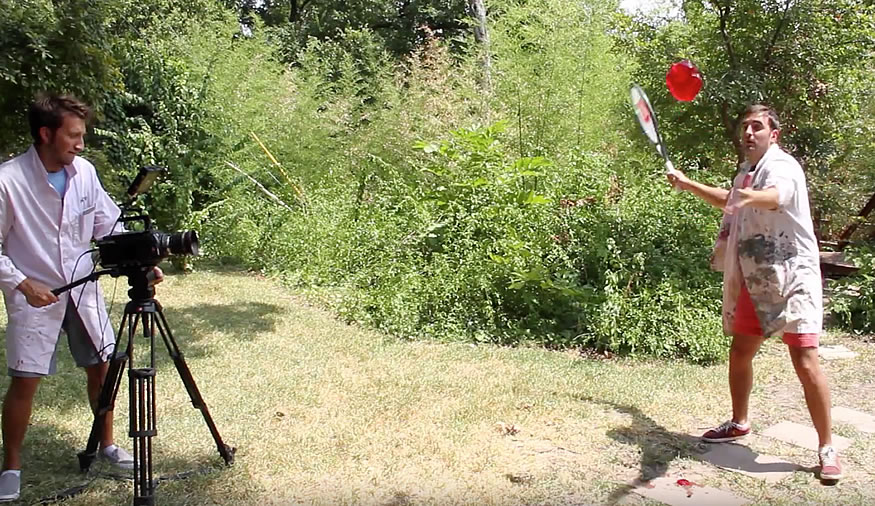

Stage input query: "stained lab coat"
[
  {"left": 0, "top": 146, "right": 121, "bottom": 373},
  {"left": 720, "top": 145, "right": 822, "bottom": 337}
]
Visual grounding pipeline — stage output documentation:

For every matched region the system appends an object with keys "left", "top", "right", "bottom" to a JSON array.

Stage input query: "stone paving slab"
[
  {"left": 818, "top": 344, "right": 858, "bottom": 360},
  {"left": 832, "top": 406, "right": 875, "bottom": 433},
  {"left": 762, "top": 421, "right": 853, "bottom": 451},
  {"left": 631, "top": 475, "right": 747, "bottom": 506},
  {"left": 699, "top": 442, "right": 803, "bottom": 483}
]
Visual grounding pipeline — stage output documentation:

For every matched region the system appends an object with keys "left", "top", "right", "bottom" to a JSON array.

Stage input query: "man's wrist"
[{"left": 15, "top": 278, "right": 33, "bottom": 295}]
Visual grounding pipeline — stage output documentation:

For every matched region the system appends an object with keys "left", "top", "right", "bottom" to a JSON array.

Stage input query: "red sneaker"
[
  {"left": 819, "top": 446, "right": 843, "bottom": 481},
  {"left": 701, "top": 420, "right": 751, "bottom": 443}
]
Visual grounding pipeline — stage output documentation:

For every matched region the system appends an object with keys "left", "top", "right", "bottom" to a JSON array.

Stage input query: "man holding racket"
[{"left": 666, "top": 105, "right": 842, "bottom": 482}]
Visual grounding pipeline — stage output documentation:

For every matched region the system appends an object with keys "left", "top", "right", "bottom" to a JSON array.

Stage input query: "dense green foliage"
[
  {"left": 1, "top": 0, "right": 872, "bottom": 360},
  {"left": 0, "top": 0, "right": 227, "bottom": 240},
  {"left": 195, "top": 0, "right": 728, "bottom": 361},
  {"left": 231, "top": 0, "right": 470, "bottom": 57},
  {"left": 828, "top": 246, "right": 875, "bottom": 333},
  {"left": 616, "top": 0, "right": 875, "bottom": 237},
  {"left": 0, "top": 0, "right": 121, "bottom": 151}
]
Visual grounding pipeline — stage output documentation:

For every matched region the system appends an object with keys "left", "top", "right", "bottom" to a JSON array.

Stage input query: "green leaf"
[{"left": 525, "top": 194, "right": 551, "bottom": 205}]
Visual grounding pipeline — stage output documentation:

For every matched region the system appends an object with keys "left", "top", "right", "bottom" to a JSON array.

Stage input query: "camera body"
[
  {"left": 95, "top": 166, "right": 198, "bottom": 271},
  {"left": 97, "top": 214, "right": 199, "bottom": 270}
]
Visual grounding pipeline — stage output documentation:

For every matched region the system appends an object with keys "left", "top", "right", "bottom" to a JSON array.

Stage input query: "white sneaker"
[
  {"left": 0, "top": 471, "right": 20, "bottom": 502},
  {"left": 100, "top": 444, "right": 135, "bottom": 470},
  {"left": 818, "top": 445, "right": 843, "bottom": 481}
]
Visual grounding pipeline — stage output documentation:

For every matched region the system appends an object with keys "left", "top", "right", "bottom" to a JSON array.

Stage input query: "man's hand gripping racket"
[{"left": 629, "top": 85, "right": 685, "bottom": 189}]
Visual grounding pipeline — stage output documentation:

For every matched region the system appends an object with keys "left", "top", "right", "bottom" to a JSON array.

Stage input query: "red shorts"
[{"left": 733, "top": 281, "right": 818, "bottom": 348}]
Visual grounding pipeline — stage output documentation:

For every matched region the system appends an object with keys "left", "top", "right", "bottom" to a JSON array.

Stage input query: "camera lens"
[{"left": 167, "top": 230, "right": 199, "bottom": 256}]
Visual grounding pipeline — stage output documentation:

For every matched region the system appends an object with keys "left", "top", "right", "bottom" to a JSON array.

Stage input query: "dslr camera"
[
  {"left": 96, "top": 166, "right": 199, "bottom": 271},
  {"left": 97, "top": 218, "right": 199, "bottom": 270}
]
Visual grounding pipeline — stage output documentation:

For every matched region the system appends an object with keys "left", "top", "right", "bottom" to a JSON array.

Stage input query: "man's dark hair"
[
  {"left": 28, "top": 93, "right": 92, "bottom": 145},
  {"left": 740, "top": 104, "right": 781, "bottom": 131}
]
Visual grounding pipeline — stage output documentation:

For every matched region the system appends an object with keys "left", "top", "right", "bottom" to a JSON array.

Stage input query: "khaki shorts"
[{"left": 8, "top": 298, "right": 103, "bottom": 377}]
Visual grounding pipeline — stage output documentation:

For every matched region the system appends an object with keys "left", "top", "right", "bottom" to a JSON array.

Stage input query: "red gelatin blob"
[{"left": 666, "top": 60, "right": 703, "bottom": 102}]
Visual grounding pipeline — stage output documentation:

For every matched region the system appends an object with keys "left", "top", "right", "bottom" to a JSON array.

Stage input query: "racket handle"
[{"left": 664, "top": 161, "right": 682, "bottom": 192}]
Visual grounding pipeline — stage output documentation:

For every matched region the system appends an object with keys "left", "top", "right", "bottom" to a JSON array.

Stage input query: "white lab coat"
[{"left": 0, "top": 146, "right": 120, "bottom": 373}]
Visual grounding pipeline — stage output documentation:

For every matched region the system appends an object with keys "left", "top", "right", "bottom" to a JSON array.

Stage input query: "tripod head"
[
  {"left": 120, "top": 267, "right": 157, "bottom": 304},
  {"left": 52, "top": 266, "right": 158, "bottom": 306}
]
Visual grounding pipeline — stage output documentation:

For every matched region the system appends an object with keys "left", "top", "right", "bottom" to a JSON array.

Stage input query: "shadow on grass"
[
  {"left": 13, "top": 422, "right": 86, "bottom": 504},
  {"left": 0, "top": 298, "right": 281, "bottom": 422},
  {"left": 13, "top": 421, "right": 250, "bottom": 505},
  {"left": 579, "top": 397, "right": 815, "bottom": 504},
  {"left": 150, "top": 300, "right": 284, "bottom": 358},
  {"left": 95, "top": 300, "right": 284, "bottom": 373},
  {"left": 0, "top": 371, "right": 245, "bottom": 503},
  {"left": 600, "top": 401, "right": 704, "bottom": 504}
]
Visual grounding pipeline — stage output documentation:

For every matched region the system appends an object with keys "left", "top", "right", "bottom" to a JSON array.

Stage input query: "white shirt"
[{"left": 0, "top": 146, "right": 121, "bottom": 373}]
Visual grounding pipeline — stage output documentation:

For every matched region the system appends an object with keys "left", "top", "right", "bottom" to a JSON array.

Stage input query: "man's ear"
[
  {"left": 38, "top": 126, "right": 53, "bottom": 145},
  {"left": 770, "top": 128, "right": 781, "bottom": 144}
]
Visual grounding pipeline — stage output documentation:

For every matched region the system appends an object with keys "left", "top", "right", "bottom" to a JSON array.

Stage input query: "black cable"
[
  {"left": 65, "top": 249, "right": 110, "bottom": 362},
  {"left": 68, "top": 201, "right": 127, "bottom": 362},
  {"left": 32, "top": 464, "right": 224, "bottom": 505},
  {"left": 94, "top": 206, "right": 128, "bottom": 360},
  {"left": 68, "top": 248, "right": 97, "bottom": 287},
  {"left": 68, "top": 249, "right": 99, "bottom": 357},
  {"left": 95, "top": 276, "right": 120, "bottom": 359}
]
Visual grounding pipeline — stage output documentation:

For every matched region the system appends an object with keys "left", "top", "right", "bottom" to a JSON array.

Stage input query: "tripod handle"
[{"left": 52, "top": 269, "right": 115, "bottom": 296}]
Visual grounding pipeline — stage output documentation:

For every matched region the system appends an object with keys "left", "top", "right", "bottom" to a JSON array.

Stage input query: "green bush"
[
  {"left": 828, "top": 246, "right": 875, "bottom": 334},
  {"left": 0, "top": 0, "right": 121, "bottom": 153},
  {"left": 488, "top": 0, "right": 630, "bottom": 156},
  {"left": 95, "top": 38, "right": 217, "bottom": 230},
  {"left": 319, "top": 123, "right": 727, "bottom": 362}
]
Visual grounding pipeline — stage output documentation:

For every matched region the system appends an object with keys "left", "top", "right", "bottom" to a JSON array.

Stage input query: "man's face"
[
  {"left": 41, "top": 113, "right": 85, "bottom": 170},
  {"left": 740, "top": 112, "right": 779, "bottom": 165}
]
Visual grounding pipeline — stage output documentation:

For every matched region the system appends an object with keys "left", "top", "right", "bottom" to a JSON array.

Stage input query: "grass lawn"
[{"left": 1, "top": 267, "right": 873, "bottom": 504}]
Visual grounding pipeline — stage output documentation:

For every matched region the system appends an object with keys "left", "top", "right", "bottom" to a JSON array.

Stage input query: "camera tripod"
[{"left": 74, "top": 269, "right": 235, "bottom": 505}]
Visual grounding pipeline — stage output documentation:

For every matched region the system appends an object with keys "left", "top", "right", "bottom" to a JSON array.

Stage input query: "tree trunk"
[
  {"left": 290, "top": 0, "right": 312, "bottom": 23},
  {"left": 468, "top": 0, "right": 492, "bottom": 91},
  {"left": 837, "top": 191, "right": 875, "bottom": 246},
  {"left": 719, "top": 101, "right": 743, "bottom": 165}
]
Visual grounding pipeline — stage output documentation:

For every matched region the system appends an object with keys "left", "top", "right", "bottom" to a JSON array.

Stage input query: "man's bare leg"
[
  {"left": 2, "top": 377, "right": 41, "bottom": 470},
  {"left": 788, "top": 346, "right": 832, "bottom": 447},
  {"left": 728, "top": 334, "right": 767, "bottom": 425},
  {"left": 84, "top": 362, "right": 114, "bottom": 448}
]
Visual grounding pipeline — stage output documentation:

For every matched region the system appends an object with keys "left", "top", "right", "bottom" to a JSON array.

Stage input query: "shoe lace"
[
  {"left": 820, "top": 446, "right": 838, "bottom": 466},
  {"left": 715, "top": 420, "right": 746, "bottom": 433}
]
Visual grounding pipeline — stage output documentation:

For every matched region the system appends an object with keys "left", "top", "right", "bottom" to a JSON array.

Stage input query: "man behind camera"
[{"left": 0, "top": 94, "right": 136, "bottom": 502}]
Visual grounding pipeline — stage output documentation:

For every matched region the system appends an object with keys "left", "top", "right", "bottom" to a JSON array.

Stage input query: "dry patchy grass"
[{"left": 0, "top": 267, "right": 873, "bottom": 504}]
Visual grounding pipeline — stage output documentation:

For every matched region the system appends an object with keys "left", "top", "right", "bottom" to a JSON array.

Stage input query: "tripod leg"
[
  {"left": 130, "top": 366, "right": 157, "bottom": 506},
  {"left": 78, "top": 312, "right": 133, "bottom": 473},
  {"left": 154, "top": 307, "right": 235, "bottom": 465}
]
